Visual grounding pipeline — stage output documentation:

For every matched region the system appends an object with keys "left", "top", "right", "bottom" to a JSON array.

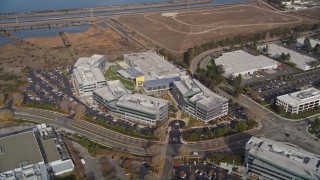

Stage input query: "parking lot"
[
  {"left": 248, "top": 69, "right": 320, "bottom": 104},
  {"left": 25, "top": 67, "right": 155, "bottom": 137},
  {"left": 172, "top": 162, "right": 237, "bottom": 179}
]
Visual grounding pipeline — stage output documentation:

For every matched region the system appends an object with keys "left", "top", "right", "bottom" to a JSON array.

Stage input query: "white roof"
[
  {"left": 246, "top": 136, "right": 320, "bottom": 179},
  {"left": 258, "top": 44, "right": 316, "bottom": 70},
  {"left": 117, "top": 93, "right": 169, "bottom": 114},
  {"left": 214, "top": 50, "right": 279, "bottom": 77},
  {"left": 94, "top": 80, "right": 129, "bottom": 101},
  {"left": 124, "top": 51, "right": 183, "bottom": 80},
  {"left": 296, "top": 37, "right": 320, "bottom": 48},
  {"left": 277, "top": 87, "right": 320, "bottom": 107},
  {"left": 74, "top": 54, "right": 105, "bottom": 69}
]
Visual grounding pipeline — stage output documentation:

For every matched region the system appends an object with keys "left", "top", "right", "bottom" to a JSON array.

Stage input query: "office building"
[
  {"left": 0, "top": 124, "right": 74, "bottom": 180},
  {"left": 171, "top": 76, "right": 228, "bottom": 123},
  {"left": 276, "top": 87, "right": 320, "bottom": 114},
  {"left": 245, "top": 136, "right": 320, "bottom": 180},
  {"left": 118, "top": 51, "right": 186, "bottom": 92},
  {"left": 72, "top": 54, "right": 107, "bottom": 96},
  {"left": 214, "top": 50, "right": 279, "bottom": 78},
  {"left": 93, "top": 80, "right": 169, "bottom": 126}
]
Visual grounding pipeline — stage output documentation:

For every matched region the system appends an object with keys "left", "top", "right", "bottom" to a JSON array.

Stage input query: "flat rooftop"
[
  {"left": 246, "top": 136, "right": 320, "bottom": 179},
  {"left": 277, "top": 87, "right": 320, "bottom": 107},
  {"left": 41, "top": 139, "right": 60, "bottom": 163},
  {"left": 258, "top": 44, "right": 316, "bottom": 70},
  {"left": 296, "top": 37, "right": 320, "bottom": 48},
  {"left": 214, "top": 50, "right": 278, "bottom": 77},
  {"left": 124, "top": 51, "right": 182, "bottom": 80},
  {"left": 0, "top": 131, "right": 43, "bottom": 172},
  {"left": 94, "top": 80, "right": 129, "bottom": 102},
  {"left": 117, "top": 93, "right": 169, "bottom": 114}
]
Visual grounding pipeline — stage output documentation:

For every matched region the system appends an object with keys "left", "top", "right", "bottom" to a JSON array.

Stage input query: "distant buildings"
[
  {"left": 171, "top": 76, "right": 228, "bottom": 124},
  {"left": 258, "top": 44, "right": 317, "bottom": 71},
  {"left": 276, "top": 87, "right": 320, "bottom": 114},
  {"left": 245, "top": 136, "right": 320, "bottom": 180},
  {"left": 0, "top": 124, "right": 74, "bottom": 179},
  {"left": 118, "top": 51, "right": 186, "bottom": 92},
  {"left": 72, "top": 54, "right": 107, "bottom": 96},
  {"left": 93, "top": 80, "right": 169, "bottom": 126},
  {"left": 214, "top": 50, "right": 279, "bottom": 78}
]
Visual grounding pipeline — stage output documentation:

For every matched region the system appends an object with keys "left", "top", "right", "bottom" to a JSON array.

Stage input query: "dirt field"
[
  {"left": 0, "top": 25, "right": 141, "bottom": 93},
  {"left": 118, "top": 4, "right": 317, "bottom": 53},
  {"left": 295, "top": 7, "right": 320, "bottom": 19}
]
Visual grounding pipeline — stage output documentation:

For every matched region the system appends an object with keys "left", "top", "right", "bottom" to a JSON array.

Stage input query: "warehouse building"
[
  {"left": 93, "top": 80, "right": 169, "bottom": 126},
  {"left": 214, "top": 50, "right": 279, "bottom": 78},
  {"left": 72, "top": 54, "right": 107, "bottom": 96},
  {"left": 171, "top": 76, "right": 228, "bottom": 123},
  {"left": 0, "top": 124, "right": 74, "bottom": 179},
  {"left": 276, "top": 87, "right": 320, "bottom": 114},
  {"left": 295, "top": 37, "right": 320, "bottom": 48},
  {"left": 119, "top": 51, "right": 186, "bottom": 92},
  {"left": 245, "top": 136, "right": 320, "bottom": 180},
  {"left": 258, "top": 44, "right": 317, "bottom": 70}
]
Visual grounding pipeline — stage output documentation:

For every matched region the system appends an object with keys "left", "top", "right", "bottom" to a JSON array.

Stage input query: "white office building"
[
  {"left": 276, "top": 87, "right": 320, "bottom": 114},
  {"left": 171, "top": 76, "right": 228, "bottom": 124},
  {"left": 258, "top": 44, "right": 317, "bottom": 71},
  {"left": 245, "top": 136, "right": 320, "bottom": 180},
  {"left": 214, "top": 50, "right": 279, "bottom": 78},
  {"left": 72, "top": 54, "right": 107, "bottom": 96},
  {"left": 93, "top": 80, "right": 169, "bottom": 126}
]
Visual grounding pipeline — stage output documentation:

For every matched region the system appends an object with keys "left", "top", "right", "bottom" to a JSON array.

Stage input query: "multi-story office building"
[
  {"left": 93, "top": 80, "right": 169, "bottom": 126},
  {"left": 276, "top": 87, "right": 320, "bottom": 114},
  {"left": 171, "top": 76, "right": 228, "bottom": 124},
  {"left": 245, "top": 136, "right": 320, "bottom": 180},
  {"left": 72, "top": 54, "right": 107, "bottom": 96},
  {"left": 118, "top": 51, "right": 186, "bottom": 92}
]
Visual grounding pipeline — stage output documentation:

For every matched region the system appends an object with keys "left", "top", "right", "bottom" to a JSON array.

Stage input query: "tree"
[
  {"left": 75, "top": 104, "right": 86, "bottom": 119},
  {"left": 0, "top": 109, "right": 13, "bottom": 122},
  {"left": 59, "top": 100, "right": 70, "bottom": 112},
  {"left": 313, "top": 43, "right": 320, "bottom": 54},
  {"left": 151, "top": 154, "right": 164, "bottom": 174},
  {"left": 12, "top": 93, "right": 24, "bottom": 107},
  {"left": 204, "top": 128, "right": 213, "bottom": 139},
  {"left": 154, "top": 127, "right": 166, "bottom": 141},
  {"left": 236, "top": 121, "right": 248, "bottom": 132},
  {"left": 250, "top": 91, "right": 259, "bottom": 100},
  {"left": 147, "top": 144, "right": 164, "bottom": 156},
  {"left": 303, "top": 37, "right": 312, "bottom": 51},
  {"left": 288, "top": 33, "right": 297, "bottom": 44},
  {"left": 178, "top": 145, "right": 191, "bottom": 161},
  {"left": 0, "top": 93, "right": 5, "bottom": 104},
  {"left": 277, "top": 105, "right": 286, "bottom": 116}
]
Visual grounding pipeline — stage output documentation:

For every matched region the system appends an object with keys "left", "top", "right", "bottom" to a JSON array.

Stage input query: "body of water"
[
  {"left": 0, "top": 36, "right": 15, "bottom": 45},
  {"left": 0, "top": 0, "right": 168, "bottom": 14}
]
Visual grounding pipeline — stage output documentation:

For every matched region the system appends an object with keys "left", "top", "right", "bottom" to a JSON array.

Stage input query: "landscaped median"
[
  {"left": 181, "top": 120, "right": 256, "bottom": 142},
  {"left": 82, "top": 115, "right": 159, "bottom": 141}
]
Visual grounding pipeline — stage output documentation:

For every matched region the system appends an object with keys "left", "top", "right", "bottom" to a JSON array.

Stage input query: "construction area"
[{"left": 117, "top": 4, "right": 318, "bottom": 53}]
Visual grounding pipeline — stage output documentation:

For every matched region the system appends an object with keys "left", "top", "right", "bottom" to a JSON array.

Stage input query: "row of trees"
[{"left": 183, "top": 23, "right": 320, "bottom": 66}]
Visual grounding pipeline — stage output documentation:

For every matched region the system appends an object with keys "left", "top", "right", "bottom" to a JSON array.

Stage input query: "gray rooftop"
[
  {"left": 0, "top": 131, "right": 43, "bottom": 172},
  {"left": 258, "top": 44, "right": 316, "bottom": 71},
  {"left": 41, "top": 139, "right": 60, "bottom": 163},
  {"left": 94, "top": 80, "right": 129, "bottom": 102},
  {"left": 117, "top": 93, "right": 169, "bottom": 114},
  {"left": 124, "top": 51, "right": 182, "bottom": 80},
  {"left": 246, "top": 136, "right": 320, "bottom": 179},
  {"left": 214, "top": 50, "right": 279, "bottom": 77},
  {"left": 296, "top": 37, "right": 320, "bottom": 48},
  {"left": 277, "top": 87, "right": 320, "bottom": 107},
  {"left": 74, "top": 54, "right": 105, "bottom": 68}
]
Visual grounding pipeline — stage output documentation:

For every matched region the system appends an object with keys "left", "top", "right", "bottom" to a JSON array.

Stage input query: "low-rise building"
[
  {"left": 295, "top": 37, "right": 320, "bottom": 49},
  {"left": 245, "top": 136, "right": 320, "bottom": 180},
  {"left": 72, "top": 54, "right": 107, "bottom": 96},
  {"left": 214, "top": 50, "right": 279, "bottom": 78},
  {"left": 258, "top": 44, "right": 317, "bottom": 71},
  {"left": 0, "top": 124, "right": 74, "bottom": 180},
  {"left": 93, "top": 80, "right": 169, "bottom": 126},
  {"left": 171, "top": 76, "right": 228, "bottom": 124},
  {"left": 276, "top": 87, "right": 320, "bottom": 114}
]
